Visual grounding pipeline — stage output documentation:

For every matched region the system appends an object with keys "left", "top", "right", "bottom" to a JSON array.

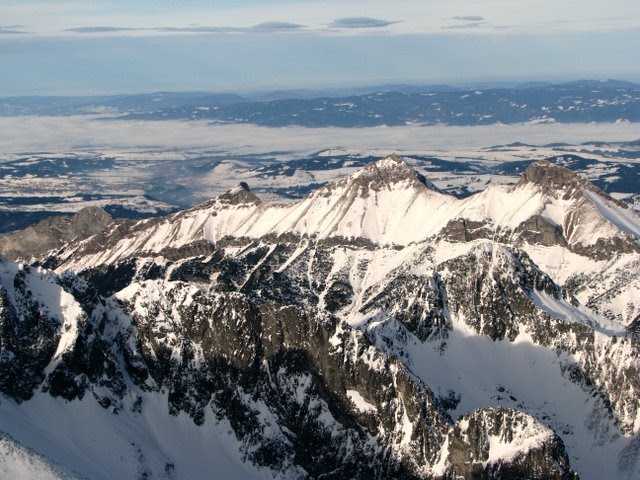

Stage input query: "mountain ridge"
[
  {"left": 23, "top": 155, "right": 635, "bottom": 272},
  {"left": 1, "top": 155, "right": 639, "bottom": 479}
]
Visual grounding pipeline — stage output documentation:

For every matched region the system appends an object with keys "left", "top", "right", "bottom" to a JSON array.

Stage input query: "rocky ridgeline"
[
  {"left": 0, "top": 257, "right": 578, "bottom": 479},
  {"left": 0, "top": 206, "right": 114, "bottom": 261}
]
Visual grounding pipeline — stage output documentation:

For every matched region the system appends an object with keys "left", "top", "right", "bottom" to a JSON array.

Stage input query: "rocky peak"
[
  {"left": 69, "top": 206, "right": 114, "bottom": 236},
  {"left": 337, "top": 154, "right": 434, "bottom": 194},
  {"left": 0, "top": 206, "right": 113, "bottom": 261},
  {"left": 517, "top": 160, "right": 588, "bottom": 193},
  {"left": 218, "top": 182, "right": 261, "bottom": 205},
  {"left": 517, "top": 159, "right": 625, "bottom": 207}
]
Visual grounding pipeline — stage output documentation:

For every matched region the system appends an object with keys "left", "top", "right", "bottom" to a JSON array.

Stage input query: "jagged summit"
[
  {"left": 509, "top": 159, "right": 639, "bottom": 248},
  {"left": 517, "top": 159, "right": 593, "bottom": 195},
  {"left": 354, "top": 154, "right": 424, "bottom": 185},
  {"left": 516, "top": 159, "right": 623, "bottom": 205},
  {"left": 218, "top": 181, "right": 261, "bottom": 205},
  {"left": 0, "top": 206, "right": 113, "bottom": 261},
  {"left": 329, "top": 154, "right": 435, "bottom": 195},
  {"left": 518, "top": 160, "right": 580, "bottom": 188},
  {"left": 11, "top": 156, "right": 639, "bottom": 271}
]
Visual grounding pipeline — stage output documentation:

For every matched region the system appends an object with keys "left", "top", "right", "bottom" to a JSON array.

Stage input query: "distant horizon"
[{"left": 1, "top": 77, "right": 639, "bottom": 99}]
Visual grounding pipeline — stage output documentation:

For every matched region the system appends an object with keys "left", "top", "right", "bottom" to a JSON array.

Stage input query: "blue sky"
[{"left": 1, "top": 0, "right": 639, "bottom": 95}]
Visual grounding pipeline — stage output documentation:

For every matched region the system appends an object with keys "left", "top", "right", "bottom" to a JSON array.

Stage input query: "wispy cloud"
[
  {"left": 0, "top": 24, "right": 31, "bottom": 34},
  {"left": 250, "top": 22, "right": 305, "bottom": 32},
  {"left": 446, "top": 15, "right": 486, "bottom": 30},
  {"left": 444, "top": 22, "right": 483, "bottom": 30},
  {"left": 3, "top": 1, "right": 637, "bottom": 39},
  {"left": 452, "top": 16, "right": 485, "bottom": 22},
  {"left": 329, "top": 17, "right": 400, "bottom": 29},
  {"left": 65, "top": 22, "right": 306, "bottom": 35},
  {"left": 65, "top": 26, "right": 141, "bottom": 33}
]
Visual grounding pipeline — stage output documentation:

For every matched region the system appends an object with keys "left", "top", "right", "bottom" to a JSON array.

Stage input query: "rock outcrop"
[{"left": 0, "top": 206, "right": 113, "bottom": 261}]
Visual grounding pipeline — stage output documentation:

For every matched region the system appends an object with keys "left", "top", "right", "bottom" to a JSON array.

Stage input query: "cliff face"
[
  {"left": 0, "top": 254, "right": 580, "bottom": 479},
  {"left": 0, "top": 206, "right": 114, "bottom": 261}
]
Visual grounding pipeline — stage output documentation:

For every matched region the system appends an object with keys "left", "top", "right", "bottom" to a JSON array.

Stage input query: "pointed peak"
[
  {"left": 72, "top": 206, "right": 113, "bottom": 224},
  {"left": 518, "top": 159, "right": 580, "bottom": 187},
  {"left": 345, "top": 154, "right": 436, "bottom": 192},
  {"left": 517, "top": 159, "right": 628, "bottom": 208},
  {"left": 366, "top": 154, "right": 411, "bottom": 174},
  {"left": 518, "top": 159, "right": 594, "bottom": 194},
  {"left": 218, "top": 182, "right": 261, "bottom": 205},
  {"left": 374, "top": 153, "right": 405, "bottom": 167}
]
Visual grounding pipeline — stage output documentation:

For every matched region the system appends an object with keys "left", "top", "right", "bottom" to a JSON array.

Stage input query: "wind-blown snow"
[{"left": 528, "top": 289, "right": 626, "bottom": 335}]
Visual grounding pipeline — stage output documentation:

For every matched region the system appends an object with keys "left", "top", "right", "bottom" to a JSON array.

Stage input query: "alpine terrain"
[{"left": 1, "top": 155, "right": 639, "bottom": 479}]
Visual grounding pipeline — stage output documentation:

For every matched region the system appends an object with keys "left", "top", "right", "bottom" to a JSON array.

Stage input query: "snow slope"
[
  {"left": 366, "top": 316, "right": 639, "bottom": 480},
  {"left": 0, "top": 393, "right": 272, "bottom": 480},
  {"left": 0, "top": 434, "right": 76, "bottom": 480}
]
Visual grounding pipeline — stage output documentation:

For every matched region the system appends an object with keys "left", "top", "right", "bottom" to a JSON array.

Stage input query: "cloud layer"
[
  {"left": 65, "top": 26, "right": 139, "bottom": 33},
  {"left": 445, "top": 22, "right": 483, "bottom": 30},
  {"left": 1, "top": 116, "right": 638, "bottom": 155}
]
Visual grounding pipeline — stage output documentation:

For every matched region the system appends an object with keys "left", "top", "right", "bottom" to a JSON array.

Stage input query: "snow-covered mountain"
[
  {"left": 3, "top": 140, "right": 638, "bottom": 234},
  {"left": 1, "top": 156, "right": 639, "bottom": 479}
]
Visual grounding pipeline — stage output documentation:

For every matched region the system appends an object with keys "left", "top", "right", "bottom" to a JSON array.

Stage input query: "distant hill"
[{"left": 2, "top": 80, "right": 639, "bottom": 126}]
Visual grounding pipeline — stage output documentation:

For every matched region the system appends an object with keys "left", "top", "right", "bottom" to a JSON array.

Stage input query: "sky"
[{"left": 1, "top": 0, "right": 639, "bottom": 96}]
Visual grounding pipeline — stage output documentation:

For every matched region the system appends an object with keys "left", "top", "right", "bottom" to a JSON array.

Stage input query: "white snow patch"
[
  {"left": 529, "top": 289, "right": 626, "bottom": 335},
  {"left": 485, "top": 418, "right": 552, "bottom": 465},
  {"left": 365, "top": 314, "right": 638, "bottom": 480},
  {"left": 522, "top": 243, "right": 601, "bottom": 285},
  {"left": 583, "top": 189, "right": 640, "bottom": 240},
  {"left": 346, "top": 390, "right": 376, "bottom": 414},
  {"left": 0, "top": 434, "right": 76, "bottom": 480}
]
